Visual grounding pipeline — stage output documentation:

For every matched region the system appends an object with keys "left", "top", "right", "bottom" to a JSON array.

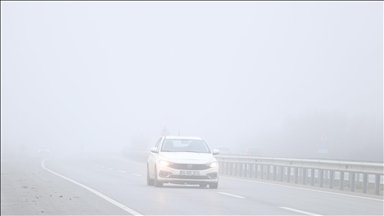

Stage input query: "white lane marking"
[
  {"left": 108, "top": 168, "right": 113, "bottom": 170},
  {"left": 280, "top": 207, "right": 322, "bottom": 216},
  {"left": 118, "top": 170, "right": 126, "bottom": 173},
  {"left": 41, "top": 159, "right": 143, "bottom": 216},
  {"left": 222, "top": 176, "right": 384, "bottom": 202},
  {"left": 132, "top": 173, "right": 141, "bottom": 177},
  {"left": 101, "top": 166, "right": 106, "bottom": 168},
  {"left": 217, "top": 192, "right": 245, "bottom": 199}
]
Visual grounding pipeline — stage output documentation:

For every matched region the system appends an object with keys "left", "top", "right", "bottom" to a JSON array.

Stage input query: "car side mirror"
[
  {"left": 150, "top": 147, "right": 159, "bottom": 153},
  {"left": 212, "top": 149, "right": 220, "bottom": 155}
]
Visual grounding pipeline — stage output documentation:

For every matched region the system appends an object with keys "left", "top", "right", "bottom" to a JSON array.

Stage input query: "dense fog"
[{"left": 2, "top": 2, "right": 383, "bottom": 162}]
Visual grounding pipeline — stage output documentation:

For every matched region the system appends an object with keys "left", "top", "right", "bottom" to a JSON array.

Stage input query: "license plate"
[{"left": 180, "top": 171, "right": 200, "bottom": 176}]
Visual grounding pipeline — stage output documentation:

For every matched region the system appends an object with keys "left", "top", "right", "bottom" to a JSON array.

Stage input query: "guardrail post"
[
  {"left": 363, "top": 173, "right": 368, "bottom": 193},
  {"left": 225, "top": 162, "right": 228, "bottom": 175},
  {"left": 234, "top": 163, "right": 237, "bottom": 176},
  {"left": 250, "top": 164, "right": 254, "bottom": 178},
  {"left": 280, "top": 166, "right": 284, "bottom": 181},
  {"left": 311, "top": 169, "right": 315, "bottom": 186},
  {"left": 319, "top": 169, "right": 324, "bottom": 187},
  {"left": 350, "top": 172, "right": 355, "bottom": 192},
  {"left": 375, "top": 174, "right": 380, "bottom": 195},
  {"left": 230, "top": 162, "right": 233, "bottom": 176},
  {"left": 329, "top": 170, "right": 334, "bottom": 189},
  {"left": 226, "top": 162, "right": 229, "bottom": 175},
  {"left": 294, "top": 167, "right": 298, "bottom": 184},
  {"left": 228, "top": 162, "right": 230, "bottom": 175},
  {"left": 246, "top": 163, "right": 249, "bottom": 177},
  {"left": 244, "top": 164, "right": 247, "bottom": 178},
  {"left": 233, "top": 163, "right": 236, "bottom": 176},
  {"left": 303, "top": 168, "right": 307, "bottom": 185},
  {"left": 340, "top": 171, "right": 344, "bottom": 190},
  {"left": 287, "top": 167, "right": 291, "bottom": 183},
  {"left": 260, "top": 165, "right": 264, "bottom": 179},
  {"left": 228, "top": 162, "right": 232, "bottom": 175},
  {"left": 266, "top": 165, "right": 270, "bottom": 180},
  {"left": 273, "top": 166, "right": 277, "bottom": 181},
  {"left": 255, "top": 164, "right": 258, "bottom": 179},
  {"left": 225, "top": 162, "right": 229, "bottom": 175}
]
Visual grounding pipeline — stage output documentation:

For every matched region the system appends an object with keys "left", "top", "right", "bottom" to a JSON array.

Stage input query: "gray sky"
[{"left": 1, "top": 2, "right": 383, "bottom": 160}]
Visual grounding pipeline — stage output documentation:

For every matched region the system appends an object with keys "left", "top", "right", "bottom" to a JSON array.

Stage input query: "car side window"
[{"left": 155, "top": 138, "right": 162, "bottom": 148}]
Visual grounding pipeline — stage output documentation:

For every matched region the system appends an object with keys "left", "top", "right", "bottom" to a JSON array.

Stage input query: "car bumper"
[{"left": 156, "top": 165, "right": 219, "bottom": 184}]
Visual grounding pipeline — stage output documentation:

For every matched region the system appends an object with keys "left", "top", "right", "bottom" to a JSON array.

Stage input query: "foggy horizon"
[{"left": 2, "top": 2, "right": 383, "bottom": 162}]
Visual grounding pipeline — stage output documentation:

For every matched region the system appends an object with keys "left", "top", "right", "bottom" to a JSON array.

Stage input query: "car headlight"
[
  {"left": 159, "top": 160, "right": 173, "bottom": 166},
  {"left": 207, "top": 162, "right": 218, "bottom": 168}
]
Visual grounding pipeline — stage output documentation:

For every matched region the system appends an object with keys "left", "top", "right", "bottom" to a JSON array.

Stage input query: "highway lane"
[
  {"left": 45, "top": 153, "right": 384, "bottom": 215},
  {"left": 45, "top": 153, "right": 289, "bottom": 215},
  {"left": 1, "top": 155, "right": 129, "bottom": 215},
  {"left": 2, "top": 152, "right": 383, "bottom": 215}
]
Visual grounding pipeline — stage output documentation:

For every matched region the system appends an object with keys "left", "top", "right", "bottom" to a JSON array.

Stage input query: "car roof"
[{"left": 163, "top": 136, "right": 203, "bottom": 140}]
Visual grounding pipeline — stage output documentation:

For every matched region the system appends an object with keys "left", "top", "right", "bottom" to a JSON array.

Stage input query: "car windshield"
[{"left": 161, "top": 139, "right": 211, "bottom": 153}]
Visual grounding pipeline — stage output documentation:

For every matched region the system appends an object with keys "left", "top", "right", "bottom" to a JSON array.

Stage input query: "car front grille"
[{"left": 169, "top": 163, "right": 209, "bottom": 170}]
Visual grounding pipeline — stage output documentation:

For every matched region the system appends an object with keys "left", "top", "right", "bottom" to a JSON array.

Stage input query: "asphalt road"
[{"left": 2, "top": 152, "right": 383, "bottom": 215}]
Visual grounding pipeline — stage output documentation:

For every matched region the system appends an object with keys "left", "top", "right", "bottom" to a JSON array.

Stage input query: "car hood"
[{"left": 159, "top": 152, "right": 216, "bottom": 164}]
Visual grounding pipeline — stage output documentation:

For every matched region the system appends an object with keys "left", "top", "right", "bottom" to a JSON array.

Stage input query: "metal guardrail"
[
  {"left": 215, "top": 155, "right": 384, "bottom": 195},
  {"left": 121, "top": 150, "right": 384, "bottom": 196}
]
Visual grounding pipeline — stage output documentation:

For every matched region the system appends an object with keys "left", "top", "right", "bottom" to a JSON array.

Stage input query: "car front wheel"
[{"left": 147, "top": 166, "right": 154, "bottom": 186}]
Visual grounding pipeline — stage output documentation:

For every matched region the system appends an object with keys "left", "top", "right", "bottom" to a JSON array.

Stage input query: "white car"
[{"left": 147, "top": 136, "right": 220, "bottom": 189}]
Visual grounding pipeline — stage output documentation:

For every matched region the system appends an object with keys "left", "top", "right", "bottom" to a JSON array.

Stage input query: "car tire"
[
  {"left": 199, "top": 183, "right": 208, "bottom": 188},
  {"left": 147, "top": 166, "right": 154, "bottom": 186},
  {"left": 154, "top": 167, "right": 163, "bottom": 187},
  {"left": 209, "top": 182, "right": 218, "bottom": 189}
]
